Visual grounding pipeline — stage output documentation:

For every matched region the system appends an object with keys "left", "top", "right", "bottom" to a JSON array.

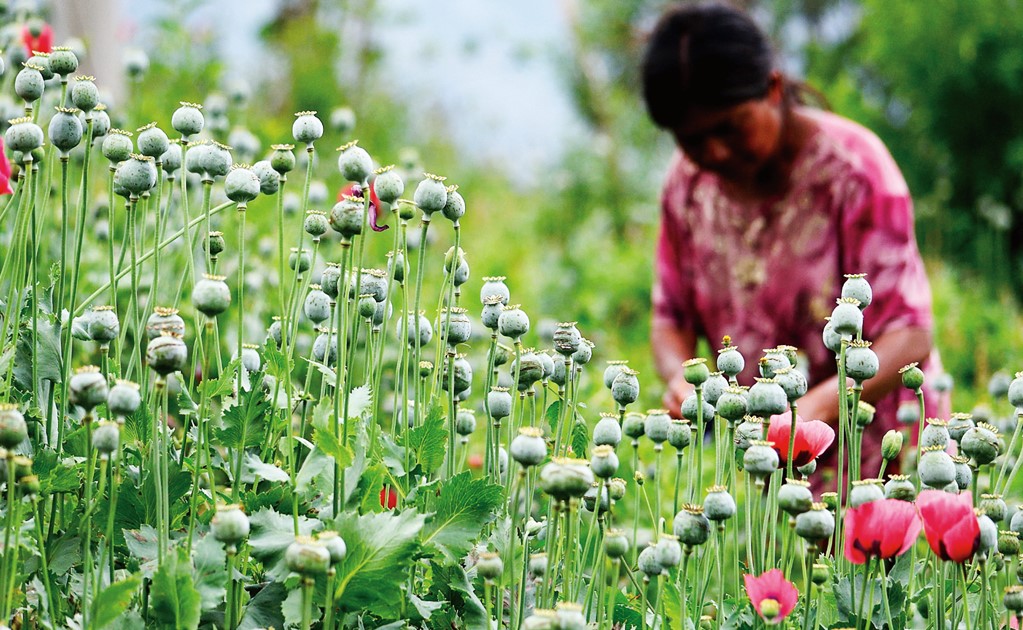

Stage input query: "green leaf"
[
  {"left": 248, "top": 507, "right": 320, "bottom": 581},
  {"left": 123, "top": 525, "right": 159, "bottom": 576},
  {"left": 422, "top": 472, "right": 503, "bottom": 562},
  {"left": 305, "top": 358, "right": 336, "bottom": 382},
  {"left": 216, "top": 386, "right": 271, "bottom": 450},
  {"left": 281, "top": 587, "right": 306, "bottom": 629},
  {"left": 33, "top": 448, "right": 79, "bottom": 495},
  {"left": 544, "top": 400, "right": 561, "bottom": 435},
  {"left": 91, "top": 575, "right": 141, "bottom": 629},
  {"left": 150, "top": 548, "right": 201, "bottom": 630},
  {"left": 242, "top": 452, "right": 291, "bottom": 484},
  {"left": 237, "top": 582, "right": 287, "bottom": 630},
  {"left": 14, "top": 314, "right": 62, "bottom": 397},
  {"left": 347, "top": 384, "right": 373, "bottom": 418},
  {"left": 192, "top": 534, "right": 227, "bottom": 611},
  {"left": 408, "top": 593, "right": 444, "bottom": 622},
  {"left": 427, "top": 561, "right": 488, "bottom": 630},
  {"left": 199, "top": 358, "right": 241, "bottom": 399},
  {"left": 403, "top": 404, "right": 447, "bottom": 475},
  {"left": 47, "top": 533, "right": 81, "bottom": 575},
  {"left": 312, "top": 428, "right": 353, "bottom": 468},
  {"left": 570, "top": 412, "right": 589, "bottom": 459},
  {"left": 120, "top": 405, "right": 152, "bottom": 452},
  {"left": 262, "top": 343, "right": 291, "bottom": 380},
  {"left": 332, "top": 509, "right": 426, "bottom": 618}
]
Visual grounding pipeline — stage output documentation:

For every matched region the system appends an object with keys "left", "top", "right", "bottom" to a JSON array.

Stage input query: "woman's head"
[{"left": 642, "top": 3, "right": 789, "bottom": 183}]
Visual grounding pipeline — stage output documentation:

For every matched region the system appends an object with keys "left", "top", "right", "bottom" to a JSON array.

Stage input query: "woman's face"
[{"left": 670, "top": 80, "right": 785, "bottom": 186}]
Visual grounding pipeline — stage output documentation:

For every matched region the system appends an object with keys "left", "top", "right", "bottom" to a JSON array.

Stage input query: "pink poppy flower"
[
  {"left": 744, "top": 568, "right": 799, "bottom": 625},
  {"left": 844, "top": 498, "right": 921, "bottom": 564},
  {"left": 917, "top": 489, "right": 980, "bottom": 562},
  {"left": 767, "top": 412, "right": 835, "bottom": 467}
]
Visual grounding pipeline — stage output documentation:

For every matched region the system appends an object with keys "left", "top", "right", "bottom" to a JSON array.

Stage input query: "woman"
[{"left": 641, "top": 3, "right": 945, "bottom": 479}]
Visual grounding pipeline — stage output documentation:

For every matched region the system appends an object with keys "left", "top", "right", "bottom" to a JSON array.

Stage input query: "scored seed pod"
[
  {"left": 193, "top": 274, "right": 231, "bottom": 317},
  {"left": 285, "top": 536, "right": 331, "bottom": 576},
  {"left": 147, "top": 307, "right": 186, "bottom": 339},
  {"left": 441, "top": 307, "right": 472, "bottom": 345},
  {"left": 553, "top": 321, "right": 582, "bottom": 356},
  {"left": 70, "top": 366, "right": 108, "bottom": 411},
  {"left": 211, "top": 504, "right": 250, "bottom": 546},
  {"left": 948, "top": 412, "right": 974, "bottom": 443},
  {"left": 512, "top": 351, "right": 544, "bottom": 392},
  {"left": 147, "top": 331, "right": 188, "bottom": 375}
]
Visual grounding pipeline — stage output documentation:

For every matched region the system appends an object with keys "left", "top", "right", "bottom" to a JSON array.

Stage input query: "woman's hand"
[{"left": 662, "top": 371, "right": 696, "bottom": 418}]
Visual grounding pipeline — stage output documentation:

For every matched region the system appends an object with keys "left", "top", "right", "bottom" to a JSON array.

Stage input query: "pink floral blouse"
[{"left": 653, "top": 108, "right": 946, "bottom": 478}]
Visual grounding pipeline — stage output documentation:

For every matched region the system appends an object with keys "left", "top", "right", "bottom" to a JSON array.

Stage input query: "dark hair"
[{"left": 641, "top": 3, "right": 775, "bottom": 129}]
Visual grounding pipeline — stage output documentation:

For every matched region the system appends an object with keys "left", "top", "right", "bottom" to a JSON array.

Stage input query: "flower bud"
[
  {"left": 70, "top": 366, "right": 108, "bottom": 411},
  {"left": 107, "top": 379, "right": 141, "bottom": 417},
  {"left": 511, "top": 427, "right": 547, "bottom": 468},
  {"left": 853, "top": 400, "right": 875, "bottom": 428},
  {"left": 703, "top": 486, "right": 736, "bottom": 522},
  {"left": 193, "top": 274, "right": 231, "bottom": 317},
  {"left": 413, "top": 173, "right": 448, "bottom": 215},
  {"left": 881, "top": 430, "right": 903, "bottom": 461},
  {"left": 285, "top": 536, "right": 330, "bottom": 576},
  {"left": 673, "top": 504, "right": 710, "bottom": 547},
  {"left": 211, "top": 504, "right": 250, "bottom": 546}
]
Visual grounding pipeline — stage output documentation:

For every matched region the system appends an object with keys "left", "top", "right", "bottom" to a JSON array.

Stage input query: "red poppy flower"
[
  {"left": 21, "top": 22, "right": 53, "bottom": 55},
  {"left": 467, "top": 453, "right": 483, "bottom": 470},
  {"left": 767, "top": 412, "right": 835, "bottom": 467},
  {"left": 917, "top": 489, "right": 980, "bottom": 563},
  {"left": 0, "top": 139, "right": 12, "bottom": 195},
  {"left": 338, "top": 181, "right": 388, "bottom": 232},
  {"left": 844, "top": 498, "right": 921, "bottom": 564},
  {"left": 379, "top": 485, "right": 398, "bottom": 509},
  {"left": 744, "top": 569, "right": 799, "bottom": 625}
]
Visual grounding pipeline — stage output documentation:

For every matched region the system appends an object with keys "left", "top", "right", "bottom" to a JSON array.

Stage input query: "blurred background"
[{"left": 30, "top": 0, "right": 1023, "bottom": 410}]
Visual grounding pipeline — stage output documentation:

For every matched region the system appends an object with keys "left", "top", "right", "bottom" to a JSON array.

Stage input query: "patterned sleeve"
[
  {"left": 839, "top": 176, "right": 934, "bottom": 338},
  {"left": 652, "top": 170, "right": 698, "bottom": 332}
]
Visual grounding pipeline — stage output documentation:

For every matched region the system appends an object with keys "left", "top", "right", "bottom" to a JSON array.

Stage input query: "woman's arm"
[
  {"left": 794, "top": 326, "right": 932, "bottom": 425},
  {"left": 652, "top": 318, "right": 699, "bottom": 417}
]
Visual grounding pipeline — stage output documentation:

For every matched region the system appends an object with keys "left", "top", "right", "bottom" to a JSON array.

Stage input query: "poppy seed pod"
[
  {"left": 211, "top": 504, "right": 250, "bottom": 546},
  {"left": 918, "top": 446, "right": 956, "bottom": 489},
  {"left": 1007, "top": 371, "right": 1023, "bottom": 408},
  {"left": 822, "top": 319, "right": 842, "bottom": 355},
  {"left": 147, "top": 307, "right": 185, "bottom": 339},
  {"left": 285, "top": 536, "right": 330, "bottom": 576},
  {"left": 716, "top": 340, "right": 744, "bottom": 377},
  {"left": 93, "top": 420, "right": 120, "bottom": 457},
  {"left": 622, "top": 412, "right": 646, "bottom": 441},
  {"left": 681, "top": 357, "right": 710, "bottom": 385},
  {"left": 487, "top": 387, "right": 512, "bottom": 420},
  {"left": 604, "top": 530, "right": 629, "bottom": 559},
  {"left": 440, "top": 355, "right": 472, "bottom": 393},
  {"left": 553, "top": 321, "right": 582, "bottom": 356},
  {"left": 795, "top": 503, "right": 835, "bottom": 543},
  {"left": 480, "top": 276, "right": 511, "bottom": 306},
  {"left": 980, "top": 494, "right": 1007, "bottom": 523},
  {"left": 637, "top": 546, "right": 663, "bottom": 578},
  {"left": 653, "top": 534, "right": 682, "bottom": 569},
  {"left": 399, "top": 312, "right": 432, "bottom": 347},
  {"left": 848, "top": 479, "right": 885, "bottom": 507},
  {"left": 161, "top": 142, "right": 182, "bottom": 175},
  {"left": 611, "top": 369, "right": 640, "bottom": 408},
  {"left": 49, "top": 47, "right": 78, "bottom": 76},
  {"left": 884, "top": 474, "right": 916, "bottom": 502},
  {"left": 136, "top": 122, "right": 169, "bottom": 158},
  {"left": 673, "top": 504, "right": 711, "bottom": 547},
  {"left": 777, "top": 479, "right": 813, "bottom": 515},
  {"left": 88, "top": 305, "right": 120, "bottom": 345},
  {"left": 703, "top": 372, "right": 728, "bottom": 406},
  {"left": 668, "top": 419, "right": 692, "bottom": 451},
  {"left": 48, "top": 106, "right": 83, "bottom": 154},
  {"left": 590, "top": 445, "right": 619, "bottom": 479},
  {"left": 250, "top": 160, "right": 278, "bottom": 195},
  {"left": 747, "top": 378, "right": 787, "bottom": 417},
  {"left": 269, "top": 144, "right": 295, "bottom": 175},
  {"left": 539, "top": 458, "right": 593, "bottom": 500},
  {"left": 830, "top": 297, "right": 863, "bottom": 337},
  {"left": 312, "top": 329, "right": 338, "bottom": 365},
  {"left": 117, "top": 154, "right": 158, "bottom": 196},
  {"left": 948, "top": 412, "right": 974, "bottom": 442},
  {"left": 329, "top": 195, "right": 365, "bottom": 239},
  {"left": 70, "top": 366, "right": 108, "bottom": 411},
  {"left": 441, "top": 308, "right": 472, "bottom": 345},
  {"left": 102, "top": 129, "right": 133, "bottom": 164},
  {"left": 303, "top": 287, "right": 331, "bottom": 324},
  {"left": 455, "top": 409, "right": 476, "bottom": 437},
  {"left": 703, "top": 486, "right": 736, "bottom": 522},
  {"left": 476, "top": 552, "right": 503, "bottom": 580},
  {"left": 291, "top": 110, "right": 323, "bottom": 145},
  {"left": 572, "top": 339, "right": 594, "bottom": 366},
  {"left": 537, "top": 351, "right": 555, "bottom": 381},
  {"left": 844, "top": 340, "right": 879, "bottom": 382},
  {"left": 5, "top": 117, "right": 44, "bottom": 153},
  {"left": 744, "top": 441, "right": 779, "bottom": 478},
  {"left": 716, "top": 387, "right": 748, "bottom": 423},
  {"left": 413, "top": 173, "right": 448, "bottom": 215},
  {"left": 772, "top": 367, "right": 807, "bottom": 402},
  {"left": 758, "top": 352, "right": 789, "bottom": 379},
  {"left": 317, "top": 531, "right": 347, "bottom": 566},
  {"left": 734, "top": 416, "right": 763, "bottom": 451},
  {"left": 193, "top": 274, "right": 231, "bottom": 317},
  {"left": 841, "top": 273, "right": 872, "bottom": 308},
  {"left": 680, "top": 394, "right": 715, "bottom": 424},
  {"left": 498, "top": 305, "right": 529, "bottom": 340},
  {"left": 337, "top": 139, "right": 373, "bottom": 182},
  {"left": 961, "top": 423, "right": 1000, "bottom": 465},
  {"left": 442, "top": 186, "right": 465, "bottom": 223},
  {"left": 225, "top": 166, "right": 260, "bottom": 204},
  {"left": 147, "top": 332, "right": 188, "bottom": 375},
  {"left": 899, "top": 362, "right": 925, "bottom": 391},
  {"left": 70, "top": 75, "right": 99, "bottom": 111},
  {"left": 373, "top": 165, "right": 404, "bottom": 204},
  {"left": 91, "top": 106, "right": 111, "bottom": 140},
  {"left": 0, "top": 405, "right": 27, "bottom": 449},
  {"left": 920, "top": 419, "right": 950, "bottom": 449},
  {"left": 15, "top": 65, "right": 44, "bottom": 102},
  {"left": 593, "top": 413, "right": 622, "bottom": 447},
  {"left": 107, "top": 379, "right": 142, "bottom": 417},
  {"left": 288, "top": 249, "right": 311, "bottom": 273},
  {"left": 953, "top": 456, "right": 972, "bottom": 491}
]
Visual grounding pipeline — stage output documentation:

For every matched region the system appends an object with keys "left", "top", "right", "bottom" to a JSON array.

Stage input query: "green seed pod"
[
  {"left": 716, "top": 387, "right": 748, "bottom": 422},
  {"left": 48, "top": 106, "right": 83, "bottom": 154},
  {"left": 654, "top": 534, "right": 683, "bottom": 568},
  {"left": 919, "top": 446, "right": 956, "bottom": 488},
  {"left": 147, "top": 332, "right": 188, "bottom": 375},
  {"left": 413, "top": 173, "right": 448, "bottom": 215},
  {"left": 440, "top": 308, "right": 472, "bottom": 346},
  {"left": 290, "top": 110, "right": 323, "bottom": 145},
  {"left": 399, "top": 312, "right": 432, "bottom": 347},
  {"left": 192, "top": 274, "right": 231, "bottom": 316},
  {"left": 583, "top": 483, "right": 610, "bottom": 515},
  {"left": 572, "top": 339, "right": 594, "bottom": 366},
  {"left": 440, "top": 355, "right": 472, "bottom": 393},
  {"left": 303, "top": 210, "right": 329, "bottom": 239},
  {"left": 854, "top": 400, "right": 876, "bottom": 428},
  {"left": 830, "top": 297, "right": 863, "bottom": 336},
  {"left": 884, "top": 474, "right": 916, "bottom": 502},
  {"left": 124, "top": 47, "right": 150, "bottom": 79},
  {"left": 15, "top": 64, "right": 44, "bottom": 102},
  {"left": 267, "top": 144, "right": 294, "bottom": 175},
  {"left": 1006, "top": 585, "right": 1023, "bottom": 613},
  {"left": 539, "top": 457, "right": 593, "bottom": 500},
  {"left": 337, "top": 142, "right": 373, "bottom": 184},
  {"left": 549, "top": 353, "right": 567, "bottom": 386},
  {"left": 979, "top": 513, "right": 998, "bottom": 554},
  {"left": 92, "top": 420, "right": 120, "bottom": 456},
  {"left": 302, "top": 286, "right": 330, "bottom": 323},
  {"left": 211, "top": 504, "right": 250, "bottom": 545},
  {"left": 239, "top": 345, "right": 261, "bottom": 374},
  {"left": 953, "top": 456, "right": 972, "bottom": 490},
  {"left": 743, "top": 441, "right": 779, "bottom": 478},
  {"left": 611, "top": 368, "right": 640, "bottom": 408},
  {"left": 795, "top": 503, "right": 835, "bottom": 543},
  {"left": 537, "top": 351, "right": 555, "bottom": 381},
  {"left": 170, "top": 101, "right": 204, "bottom": 138},
  {"left": 108, "top": 379, "right": 141, "bottom": 417},
  {"left": 777, "top": 479, "right": 813, "bottom": 515},
  {"left": 5, "top": 117, "right": 44, "bottom": 153},
  {"left": 475, "top": 551, "right": 503, "bottom": 581},
  {"left": 512, "top": 351, "right": 544, "bottom": 392},
  {"left": 117, "top": 154, "right": 157, "bottom": 196},
  {"left": 147, "top": 307, "right": 185, "bottom": 339},
  {"left": 716, "top": 342, "right": 744, "bottom": 377},
  {"left": 758, "top": 352, "right": 788, "bottom": 379},
  {"left": 637, "top": 545, "right": 663, "bottom": 578},
  {"left": 0, "top": 405, "right": 27, "bottom": 449},
  {"left": 320, "top": 263, "right": 342, "bottom": 300},
  {"left": 317, "top": 531, "right": 347, "bottom": 565},
  {"left": 528, "top": 553, "right": 547, "bottom": 577},
  {"left": 91, "top": 105, "right": 111, "bottom": 139},
  {"left": 848, "top": 479, "right": 884, "bottom": 507},
  {"left": 49, "top": 47, "right": 79, "bottom": 76},
  {"left": 668, "top": 419, "right": 692, "bottom": 451},
  {"left": 498, "top": 305, "right": 529, "bottom": 340},
  {"left": 590, "top": 445, "right": 619, "bottom": 479},
  {"left": 881, "top": 430, "right": 904, "bottom": 461},
  {"left": 480, "top": 276, "right": 511, "bottom": 306},
  {"left": 683, "top": 357, "right": 710, "bottom": 386},
  {"left": 895, "top": 401, "right": 918, "bottom": 426},
  {"left": 203, "top": 142, "right": 232, "bottom": 178},
  {"left": 703, "top": 372, "right": 728, "bottom": 405},
  {"left": 386, "top": 250, "right": 406, "bottom": 285},
  {"left": 487, "top": 387, "right": 512, "bottom": 420},
  {"left": 312, "top": 329, "right": 338, "bottom": 365},
  {"left": 607, "top": 477, "right": 627, "bottom": 501},
  {"left": 747, "top": 378, "right": 787, "bottom": 417},
  {"left": 250, "top": 160, "right": 278, "bottom": 195},
  {"left": 553, "top": 321, "right": 582, "bottom": 357},
  {"left": 703, "top": 486, "right": 736, "bottom": 522},
  {"left": 329, "top": 196, "right": 365, "bottom": 239},
  {"left": 455, "top": 409, "right": 476, "bottom": 437},
  {"left": 900, "top": 362, "right": 925, "bottom": 391},
  {"left": 372, "top": 166, "right": 403, "bottom": 205},
  {"left": 285, "top": 536, "right": 330, "bottom": 576},
  {"left": 919, "top": 419, "right": 949, "bottom": 449},
  {"left": 845, "top": 340, "right": 879, "bottom": 382},
  {"left": 522, "top": 610, "right": 558, "bottom": 630},
  {"left": 593, "top": 413, "right": 622, "bottom": 447},
  {"left": 980, "top": 494, "right": 1007, "bottom": 523},
  {"left": 961, "top": 423, "right": 1000, "bottom": 465},
  {"left": 681, "top": 394, "right": 715, "bottom": 424},
  {"left": 136, "top": 122, "right": 169, "bottom": 158},
  {"left": 773, "top": 366, "right": 807, "bottom": 402},
  {"left": 841, "top": 273, "right": 872, "bottom": 308},
  {"left": 288, "top": 248, "right": 311, "bottom": 273},
  {"left": 70, "top": 366, "right": 108, "bottom": 411},
  {"left": 673, "top": 504, "right": 711, "bottom": 547},
  {"left": 161, "top": 142, "right": 182, "bottom": 175},
  {"left": 623, "top": 412, "right": 646, "bottom": 440},
  {"left": 734, "top": 415, "right": 763, "bottom": 451},
  {"left": 811, "top": 563, "right": 830, "bottom": 586},
  {"left": 102, "top": 129, "right": 133, "bottom": 164},
  {"left": 999, "top": 531, "right": 1020, "bottom": 556},
  {"left": 19, "top": 474, "right": 40, "bottom": 498},
  {"left": 822, "top": 319, "right": 842, "bottom": 354},
  {"left": 225, "top": 166, "right": 260, "bottom": 204},
  {"left": 358, "top": 293, "right": 378, "bottom": 321},
  {"left": 948, "top": 413, "right": 974, "bottom": 442},
  {"left": 71, "top": 75, "right": 99, "bottom": 111},
  {"left": 186, "top": 141, "right": 213, "bottom": 176}
]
